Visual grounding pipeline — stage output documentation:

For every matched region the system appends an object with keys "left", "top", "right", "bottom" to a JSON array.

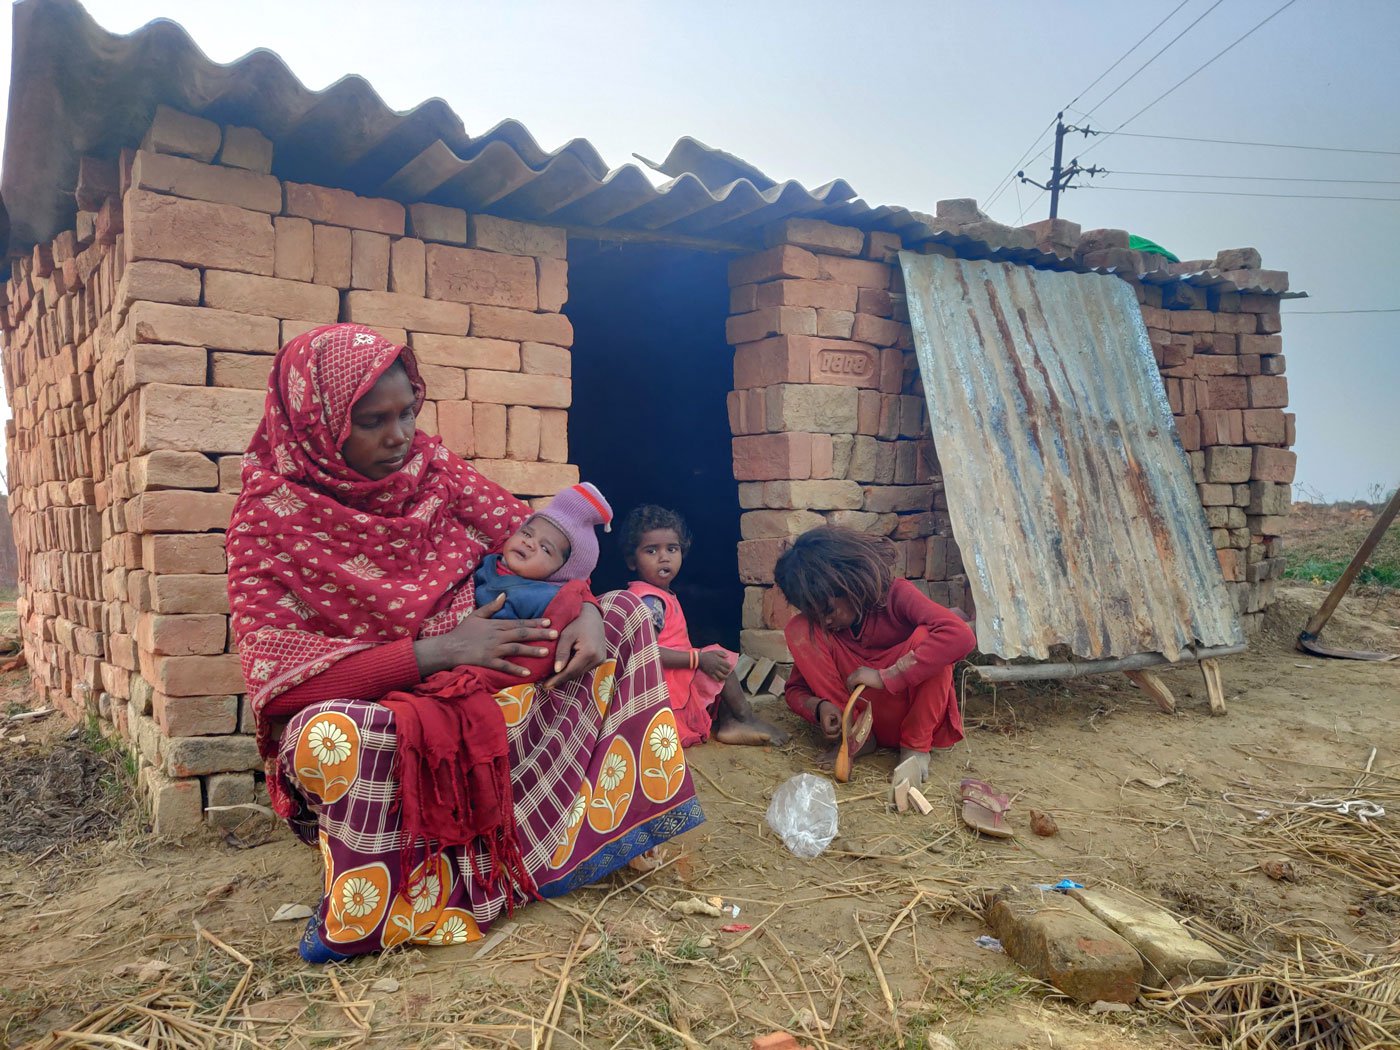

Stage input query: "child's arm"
[
  {"left": 876, "top": 579, "right": 977, "bottom": 691},
  {"left": 637, "top": 594, "right": 705, "bottom": 671},
  {"left": 785, "top": 663, "right": 841, "bottom": 738}
]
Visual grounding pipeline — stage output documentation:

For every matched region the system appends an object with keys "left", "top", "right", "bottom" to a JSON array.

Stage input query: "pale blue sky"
[{"left": 2, "top": 0, "right": 1396, "bottom": 499}]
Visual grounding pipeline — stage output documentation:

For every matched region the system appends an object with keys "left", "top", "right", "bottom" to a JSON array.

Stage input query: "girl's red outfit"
[
  {"left": 783, "top": 579, "right": 977, "bottom": 751},
  {"left": 627, "top": 581, "right": 733, "bottom": 747}
]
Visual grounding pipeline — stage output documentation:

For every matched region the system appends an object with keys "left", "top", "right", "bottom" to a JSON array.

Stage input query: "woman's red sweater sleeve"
[{"left": 260, "top": 638, "right": 421, "bottom": 720}]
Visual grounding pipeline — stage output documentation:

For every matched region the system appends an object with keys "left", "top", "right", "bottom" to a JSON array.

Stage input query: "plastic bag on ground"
[{"left": 765, "top": 773, "right": 838, "bottom": 858}]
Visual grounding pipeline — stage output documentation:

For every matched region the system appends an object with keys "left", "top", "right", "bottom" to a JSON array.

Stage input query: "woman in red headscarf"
[{"left": 228, "top": 323, "right": 701, "bottom": 962}]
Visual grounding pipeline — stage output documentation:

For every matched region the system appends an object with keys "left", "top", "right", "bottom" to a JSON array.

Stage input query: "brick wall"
[
  {"left": 0, "top": 106, "right": 576, "bottom": 832},
  {"left": 727, "top": 211, "right": 1292, "bottom": 662},
  {"left": 726, "top": 219, "right": 952, "bottom": 663}
]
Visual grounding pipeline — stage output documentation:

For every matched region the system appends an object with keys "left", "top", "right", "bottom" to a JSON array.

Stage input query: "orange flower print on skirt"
[
  {"left": 382, "top": 854, "right": 454, "bottom": 949},
  {"left": 639, "top": 708, "right": 686, "bottom": 804},
  {"left": 425, "top": 908, "right": 482, "bottom": 946},
  {"left": 494, "top": 683, "right": 536, "bottom": 729},
  {"left": 294, "top": 712, "right": 360, "bottom": 805},
  {"left": 324, "top": 862, "right": 391, "bottom": 944},
  {"left": 549, "top": 785, "right": 590, "bottom": 870},
  {"left": 590, "top": 659, "right": 618, "bottom": 719},
  {"left": 587, "top": 736, "right": 635, "bottom": 834}
]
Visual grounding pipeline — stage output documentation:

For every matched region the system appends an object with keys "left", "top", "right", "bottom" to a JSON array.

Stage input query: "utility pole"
[{"left": 1018, "top": 113, "right": 1104, "bottom": 220}]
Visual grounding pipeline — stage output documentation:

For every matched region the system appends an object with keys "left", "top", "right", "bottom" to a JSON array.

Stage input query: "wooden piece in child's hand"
[
  {"left": 893, "top": 779, "right": 911, "bottom": 813},
  {"left": 907, "top": 787, "right": 934, "bottom": 815}
]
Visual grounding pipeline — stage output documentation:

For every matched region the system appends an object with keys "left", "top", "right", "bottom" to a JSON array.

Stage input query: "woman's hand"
[
  {"left": 845, "top": 666, "right": 883, "bottom": 692},
  {"left": 413, "top": 593, "right": 557, "bottom": 678},
  {"left": 698, "top": 650, "right": 732, "bottom": 682},
  {"left": 543, "top": 603, "right": 606, "bottom": 691}
]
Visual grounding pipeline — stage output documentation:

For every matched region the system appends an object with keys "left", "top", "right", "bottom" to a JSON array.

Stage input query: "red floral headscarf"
[{"left": 227, "top": 323, "right": 527, "bottom": 716}]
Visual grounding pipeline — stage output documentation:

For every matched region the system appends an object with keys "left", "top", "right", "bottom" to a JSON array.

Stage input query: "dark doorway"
[{"left": 566, "top": 241, "right": 742, "bottom": 649}]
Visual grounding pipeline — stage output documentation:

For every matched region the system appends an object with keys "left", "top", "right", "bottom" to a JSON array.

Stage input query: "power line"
[
  {"left": 1067, "top": 0, "right": 1194, "bottom": 111},
  {"left": 1085, "top": 0, "right": 1302, "bottom": 153},
  {"left": 1017, "top": 188, "right": 1049, "bottom": 225},
  {"left": 1110, "top": 170, "right": 1400, "bottom": 185},
  {"left": 1284, "top": 308, "right": 1400, "bottom": 315},
  {"left": 1085, "top": 185, "right": 1400, "bottom": 202},
  {"left": 1102, "top": 130, "right": 1400, "bottom": 156},
  {"left": 988, "top": 1, "right": 1191, "bottom": 212},
  {"left": 1079, "top": 0, "right": 1220, "bottom": 119},
  {"left": 984, "top": 116, "right": 1059, "bottom": 210}
]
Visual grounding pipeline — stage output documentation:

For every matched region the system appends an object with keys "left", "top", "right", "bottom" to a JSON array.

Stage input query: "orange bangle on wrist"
[{"left": 689, "top": 649, "right": 699, "bottom": 671}]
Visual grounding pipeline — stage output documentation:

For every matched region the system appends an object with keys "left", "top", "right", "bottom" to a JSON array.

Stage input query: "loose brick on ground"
[{"left": 986, "top": 889, "right": 1142, "bottom": 1004}]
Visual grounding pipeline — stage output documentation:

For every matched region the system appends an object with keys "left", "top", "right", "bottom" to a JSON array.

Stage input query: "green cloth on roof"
[{"left": 1128, "top": 235, "right": 1179, "bottom": 264}]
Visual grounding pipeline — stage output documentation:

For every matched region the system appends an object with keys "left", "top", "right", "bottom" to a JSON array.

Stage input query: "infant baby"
[{"left": 473, "top": 482, "right": 614, "bottom": 618}]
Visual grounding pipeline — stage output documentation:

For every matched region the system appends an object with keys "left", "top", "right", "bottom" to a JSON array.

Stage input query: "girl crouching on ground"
[{"left": 774, "top": 526, "right": 976, "bottom": 790}]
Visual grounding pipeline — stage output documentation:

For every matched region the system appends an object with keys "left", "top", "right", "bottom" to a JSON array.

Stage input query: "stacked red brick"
[
  {"left": 726, "top": 218, "right": 968, "bottom": 662},
  {"left": 0, "top": 105, "right": 576, "bottom": 832}
]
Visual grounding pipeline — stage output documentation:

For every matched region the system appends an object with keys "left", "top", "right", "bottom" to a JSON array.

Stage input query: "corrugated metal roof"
[
  {"left": 0, "top": 0, "right": 1303, "bottom": 303},
  {"left": 902, "top": 252, "right": 1245, "bottom": 663}
]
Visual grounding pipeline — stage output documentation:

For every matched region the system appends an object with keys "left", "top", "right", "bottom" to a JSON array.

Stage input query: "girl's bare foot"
[
  {"left": 714, "top": 713, "right": 790, "bottom": 747},
  {"left": 815, "top": 728, "right": 877, "bottom": 770}
]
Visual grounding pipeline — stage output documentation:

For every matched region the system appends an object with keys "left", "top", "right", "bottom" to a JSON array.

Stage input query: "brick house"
[{"left": 0, "top": 0, "right": 1294, "bottom": 830}]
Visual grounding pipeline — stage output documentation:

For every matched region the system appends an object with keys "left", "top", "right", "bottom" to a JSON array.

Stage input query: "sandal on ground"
[
  {"left": 959, "top": 777, "right": 1014, "bottom": 839},
  {"left": 834, "top": 685, "right": 873, "bottom": 783}
]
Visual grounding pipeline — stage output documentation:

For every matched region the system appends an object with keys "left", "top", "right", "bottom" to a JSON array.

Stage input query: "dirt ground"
[{"left": 1, "top": 581, "right": 1397, "bottom": 1049}]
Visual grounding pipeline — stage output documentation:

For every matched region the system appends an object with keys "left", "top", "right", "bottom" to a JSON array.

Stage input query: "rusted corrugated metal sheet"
[{"left": 902, "top": 252, "right": 1244, "bottom": 662}]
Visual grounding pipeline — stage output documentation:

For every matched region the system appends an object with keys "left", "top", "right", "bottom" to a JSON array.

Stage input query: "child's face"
[
  {"left": 501, "top": 516, "right": 570, "bottom": 580},
  {"left": 819, "top": 595, "right": 860, "bottom": 632},
  {"left": 629, "top": 528, "right": 684, "bottom": 590}
]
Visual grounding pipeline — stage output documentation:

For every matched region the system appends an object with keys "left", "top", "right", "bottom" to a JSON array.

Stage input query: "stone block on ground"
[
  {"left": 142, "top": 765, "right": 205, "bottom": 837},
  {"left": 985, "top": 888, "right": 1142, "bottom": 1004},
  {"left": 1068, "top": 887, "right": 1230, "bottom": 985}
]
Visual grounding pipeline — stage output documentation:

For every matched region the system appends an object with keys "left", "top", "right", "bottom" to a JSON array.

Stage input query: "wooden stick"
[
  {"left": 1199, "top": 658, "right": 1227, "bottom": 716},
  {"left": 875, "top": 891, "right": 925, "bottom": 956},
  {"left": 1124, "top": 669, "right": 1177, "bottom": 714},
  {"left": 975, "top": 643, "right": 1246, "bottom": 682},
  {"left": 1301, "top": 484, "right": 1400, "bottom": 641},
  {"left": 854, "top": 910, "right": 901, "bottom": 1041},
  {"left": 537, "top": 967, "right": 705, "bottom": 1050},
  {"left": 194, "top": 924, "right": 252, "bottom": 1030}
]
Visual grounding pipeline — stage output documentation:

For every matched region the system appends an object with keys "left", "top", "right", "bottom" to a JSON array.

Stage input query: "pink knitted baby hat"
[{"left": 536, "top": 482, "right": 614, "bottom": 582}]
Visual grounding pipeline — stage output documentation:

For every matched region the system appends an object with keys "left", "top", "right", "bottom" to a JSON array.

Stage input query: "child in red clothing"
[
  {"left": 622, "top": 505, "right": 788, "bottom": 748},
  {"left": 774, "top": 526, "right": 976, "bottom": 790}
]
